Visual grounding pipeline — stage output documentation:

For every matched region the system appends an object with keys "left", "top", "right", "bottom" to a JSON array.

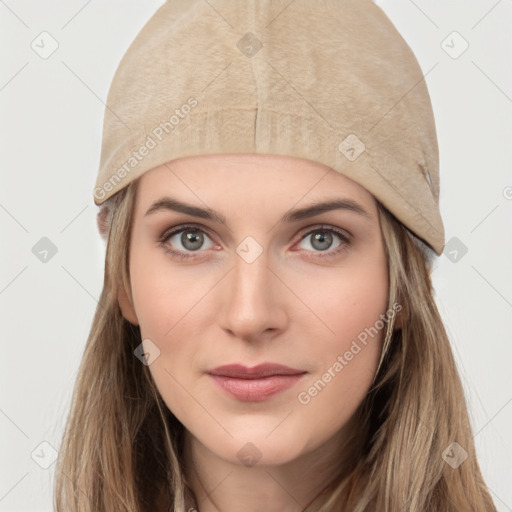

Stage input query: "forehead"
[{"left": 135, "top": 154, "right": 376, "bottom": 210}]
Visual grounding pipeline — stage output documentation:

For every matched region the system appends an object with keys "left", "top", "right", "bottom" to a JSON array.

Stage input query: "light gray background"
[{"left": 1, "top": 1, "right": 511, "bottom": 510}]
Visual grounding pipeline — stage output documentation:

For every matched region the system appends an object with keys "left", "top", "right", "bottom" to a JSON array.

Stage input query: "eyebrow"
[{"left": 144, "top": 196, "right": 372, "bottom": 224}]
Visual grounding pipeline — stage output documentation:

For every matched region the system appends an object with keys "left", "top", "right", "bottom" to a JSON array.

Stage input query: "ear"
[{"left": 118, "top": 283, "right": 139, "bottom": 326}]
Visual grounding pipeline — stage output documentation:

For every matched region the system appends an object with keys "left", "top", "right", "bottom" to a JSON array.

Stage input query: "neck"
[{"left": 182, "top": 417, "right": 360, "bottom": 512}]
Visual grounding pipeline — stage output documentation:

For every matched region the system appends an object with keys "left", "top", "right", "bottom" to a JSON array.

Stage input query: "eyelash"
[{"left": 158, "top": 223, "right": 352, "bottom": 261}]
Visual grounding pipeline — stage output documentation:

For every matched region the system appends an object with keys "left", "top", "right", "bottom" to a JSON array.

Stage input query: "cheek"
[
  {"left": 129, "top": 244, "right": 208, "bottom": 340},
  {"left": 129, "top": 277, "right": 191, "bottom": 422},
  {"left": 132, "top": 278, "right": 173, "bottom": 341},
  {"left": 128, "top": 248, "right": 215, "bottom": 417},
  {"left": 292, "top": 256, "right": 388, "bottom": 428},
  {"left": 295, "top": 254, "right": 389, "bottom": 351}
]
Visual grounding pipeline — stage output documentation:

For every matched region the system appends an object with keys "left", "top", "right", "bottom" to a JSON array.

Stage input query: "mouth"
[{"left": 207, "top": 363, "right": 307, "bottom": 402}]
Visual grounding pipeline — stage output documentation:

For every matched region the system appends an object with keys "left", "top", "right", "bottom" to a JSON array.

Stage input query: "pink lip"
[{"left": 207, "top": 363, "right": 307, "bottom": 402}]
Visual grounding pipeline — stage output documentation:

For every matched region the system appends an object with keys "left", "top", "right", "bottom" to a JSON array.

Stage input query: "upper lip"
[{"left": 208, "top": 363, "right": 306, "bottom": 379}]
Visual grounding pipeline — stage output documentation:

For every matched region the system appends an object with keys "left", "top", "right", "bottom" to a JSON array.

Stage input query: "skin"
[{"left": 117, "top": 154, "right": 399, "bottom": 511}]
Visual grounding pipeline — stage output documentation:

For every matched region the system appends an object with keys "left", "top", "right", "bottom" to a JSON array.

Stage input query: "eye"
[
  {"left": 158, "top": 224, "right": 217, "bottom": 261},
  {"left": 295, "top": 226, "right": 351, "bottom": 258},
  {"left": 158, "top": 223, "right": 352, "bottom": 262}
]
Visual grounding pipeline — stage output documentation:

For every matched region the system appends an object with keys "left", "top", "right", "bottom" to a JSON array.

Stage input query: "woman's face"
[{"left": 121, "top": 154, "right": 390, "bottom": 467}]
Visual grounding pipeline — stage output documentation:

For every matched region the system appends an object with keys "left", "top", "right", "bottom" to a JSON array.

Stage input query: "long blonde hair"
[{"left": 54, "top": 178, "right": 496, "bottom": 512}]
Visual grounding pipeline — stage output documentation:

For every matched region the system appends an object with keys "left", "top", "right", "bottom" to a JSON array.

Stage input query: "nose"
[{"left": 218, "top": 247, "right": 288, "bottom": 343}]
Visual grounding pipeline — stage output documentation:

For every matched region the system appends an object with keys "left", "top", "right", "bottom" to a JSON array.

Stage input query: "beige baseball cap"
[{"left": 93, "top": 0, "right": 445, "bottom": 256}]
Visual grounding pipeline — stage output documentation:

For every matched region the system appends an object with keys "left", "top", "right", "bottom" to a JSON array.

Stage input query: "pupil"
[
  {"left": 183, "top": 230, "right": 203, "bottom": 250},
  {"left": 313, "top": 231, "right": 332, "bottom": 251},
  {"left": 179, "top": 230, "right": 333, "bottom": 252}
]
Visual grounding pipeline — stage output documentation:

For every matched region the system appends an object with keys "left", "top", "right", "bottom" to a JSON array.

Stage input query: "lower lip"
[{"left": 209, "top": 374, "right": 306, "bottom": 402}]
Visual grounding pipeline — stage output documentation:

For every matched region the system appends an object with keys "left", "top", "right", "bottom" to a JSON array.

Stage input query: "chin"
[{"left": 191, "top": 416, "right": 316, "bottom": 467}]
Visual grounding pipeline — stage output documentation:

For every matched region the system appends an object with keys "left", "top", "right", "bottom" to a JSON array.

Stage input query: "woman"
[{"left": 54, "top": 1, "right": 497, "bottom": 510}]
